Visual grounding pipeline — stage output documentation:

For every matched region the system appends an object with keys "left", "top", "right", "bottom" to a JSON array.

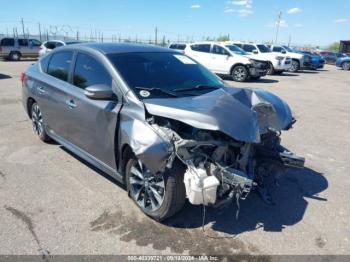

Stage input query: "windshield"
[
  {"left": 282, "top": 46, "right": 294, "bottom": 52},
  {"left": 257, "top": 45, "right": 271, "bottom": 53},
  {"left": 108, "top": 52, "right": 224, "bottom": 99},
  {"left": 225, "top": 45, "right": 247, "bottom": 55}
]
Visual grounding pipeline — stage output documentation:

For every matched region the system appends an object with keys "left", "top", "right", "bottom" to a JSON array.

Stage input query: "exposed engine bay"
[{"left": 148, "top": 115, "right": 305, "bottom": 207}]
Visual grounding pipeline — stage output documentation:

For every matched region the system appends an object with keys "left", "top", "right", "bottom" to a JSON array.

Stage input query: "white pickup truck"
[
  {"left": 229, "top": 42, "right": 292, "bottom": 75},
  {"left": 268, "top": 45, "right": 311, "bottom": 72},
  {"left": 169, "top": 42, "right": 269, "bottom": 82}
]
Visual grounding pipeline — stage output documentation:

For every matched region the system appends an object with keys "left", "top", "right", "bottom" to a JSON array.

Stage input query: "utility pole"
[
  {"left": 274, "top": 11, "right": 282, "bottom": 44},
  {"left": 288, "top": 35, "right": 292, "bottom": 47},
  {"left": 38, "top": 23, "right": 42, "bottom": 41},
  {"left": 20, "top": 18, "right": 25, "bottom": 38},
  {"left": 155, "top": 27, "right": 158, "bottom": 45}
]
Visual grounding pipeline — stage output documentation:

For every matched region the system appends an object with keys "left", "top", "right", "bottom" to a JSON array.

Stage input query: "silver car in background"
[
  {"left": 21, "top": 43, "right": 304, "bottom": 221},
  {"left": 0, "top": 37, "right": 42, "bottom": 61}
]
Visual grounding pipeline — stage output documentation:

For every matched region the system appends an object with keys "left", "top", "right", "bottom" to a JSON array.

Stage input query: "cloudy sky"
[{"left": 0, "top": 0, "right": 349, "bottom": 46}]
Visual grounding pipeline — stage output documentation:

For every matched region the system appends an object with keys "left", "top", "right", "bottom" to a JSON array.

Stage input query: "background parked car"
[
  {"left": 230, "top": 42, "right": 291, "bottom": 75},
  {"left": 299, "top": 51, "right": 325, "bottom": 70},
  {"left": 169, "top": 42, "right": 269, "bottom": 82},
  {"left": 335, "top": 56, "right": 350, "bottom": 70},
  {"left": 268, "top": 45, "right": 311, "bottom": 72},
  {"left": 39, "top": 40, "right": 84, "bottom": 56},
  {"left": 0, "top": 37, "right": 42, "bottom": 61},
  {"left": 319, "top": 52, "right": 346, "bottom": 64}
]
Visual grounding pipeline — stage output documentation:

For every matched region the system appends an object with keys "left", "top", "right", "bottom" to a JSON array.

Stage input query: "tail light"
[{"left": 20, "top": 72, "right": 26, "bottom": 83}]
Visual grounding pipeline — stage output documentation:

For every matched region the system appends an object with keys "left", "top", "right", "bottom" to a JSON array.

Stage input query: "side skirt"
[{"left": 48, "top": 130, "right": 124, "bottom": 183}]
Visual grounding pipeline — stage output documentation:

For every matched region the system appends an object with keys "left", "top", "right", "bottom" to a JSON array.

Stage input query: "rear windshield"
[
  {"left": 108, "top": 52, "right": 224, "bottom": 99},
  {"left": 257, "top": 45, "right": 271, "bottom": 53}
]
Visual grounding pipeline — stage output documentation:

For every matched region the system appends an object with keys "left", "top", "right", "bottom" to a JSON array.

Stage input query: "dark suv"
[{"left": 0, "top": 37, "right": 42, "bottom": 61}]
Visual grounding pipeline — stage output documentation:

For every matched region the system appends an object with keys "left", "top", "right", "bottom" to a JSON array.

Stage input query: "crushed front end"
[{"left": 140, "top": 87, "right": 305, "bottom": 209}]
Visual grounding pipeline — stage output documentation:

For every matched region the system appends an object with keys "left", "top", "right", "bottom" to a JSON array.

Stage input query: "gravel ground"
[{"left": 0, "top": 60, "right": 349, "bottom": 256}]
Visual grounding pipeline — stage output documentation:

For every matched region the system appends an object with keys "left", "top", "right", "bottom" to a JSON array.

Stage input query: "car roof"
[{"left": 61, "top": 43, "right": 174, "bottom": 54}]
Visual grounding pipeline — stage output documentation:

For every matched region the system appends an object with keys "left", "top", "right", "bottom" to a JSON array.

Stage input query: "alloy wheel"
[
  {"left": 233, "top": 67, "right": 247, "bottom": 81},
  {"left": 129, "top": 159, "right": 165, "bottom": 212},
  {"left": 31, "top": 104, "right": 44, "bottom": 137},
  {"left": 290, "top": 61, "right": 299, "bottom": 72},
  {"left": 343, "top": 62, "right": 350, "bottom": 70}
]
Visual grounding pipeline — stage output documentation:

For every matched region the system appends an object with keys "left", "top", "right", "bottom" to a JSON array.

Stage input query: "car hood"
[{"left": 143, "top": 87, "right": 293, "bottom": 143}]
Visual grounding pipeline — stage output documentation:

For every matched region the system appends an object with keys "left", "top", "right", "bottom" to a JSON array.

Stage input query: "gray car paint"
[
  {"left": 22, "top": 43, "right": 293, "bottom": 181},
  {"left": 143, "top": 87, "right": 293, "bottom": 143}
]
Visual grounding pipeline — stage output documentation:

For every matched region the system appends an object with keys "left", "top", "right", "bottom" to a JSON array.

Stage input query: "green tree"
[
  {"left": 216, "top": 35, "right": 230, "bottom": 42},
  {"left": 328, "top": 42, "right": 340, "bottom": 52}
]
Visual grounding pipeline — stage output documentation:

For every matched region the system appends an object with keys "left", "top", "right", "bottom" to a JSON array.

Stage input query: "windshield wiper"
[
  {"left": 135, "top": 87, "right": 178, "bottom": 97},
  {"left": 172, "top": 85, "right": 221, "bottom": 92}
]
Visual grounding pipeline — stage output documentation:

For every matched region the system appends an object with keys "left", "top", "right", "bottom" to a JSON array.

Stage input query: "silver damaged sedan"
[{"left": 22, "top": 43, "right": 305, "bottom": 221}]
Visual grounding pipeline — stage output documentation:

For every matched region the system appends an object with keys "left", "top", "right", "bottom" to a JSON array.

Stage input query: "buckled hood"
[{"left": 143, "top": 87, "right": 293, "bottom": 143}]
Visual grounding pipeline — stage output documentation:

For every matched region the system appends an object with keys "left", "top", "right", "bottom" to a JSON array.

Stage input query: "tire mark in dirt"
[{"left": 4, "top": 206, "right": 50, "bottom": 259}]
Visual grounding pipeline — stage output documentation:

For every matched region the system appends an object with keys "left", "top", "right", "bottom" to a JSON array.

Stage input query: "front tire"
[
  {"left": 30, "top": 102, "right": 51, "bottom": 142},
  {"left": 126, "top": 155, "right": 186, "bottom": 221},
  {"left": 231, "top": 65, "right": 248, "bottom": 82},
  {"left": 342, "top": 62, "right": 350, "bottom": 70},
  {"left": 289, "top": 60, "right": 300, "bottom": 72},
  {"left": 267, "top": 63, "right": 275, "bottom": 75}
]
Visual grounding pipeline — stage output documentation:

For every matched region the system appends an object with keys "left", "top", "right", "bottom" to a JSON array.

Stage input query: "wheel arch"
[
  {"left": 26, "top": 97, "right": 36, "bottom": 118},
  {"left": 230, "top": 63, "right": 249, "bottom": 75}
]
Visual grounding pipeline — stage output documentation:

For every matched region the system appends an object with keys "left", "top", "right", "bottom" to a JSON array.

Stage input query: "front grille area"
[{"left": 252, "top": 60, "right": 269, "bottom": 69}]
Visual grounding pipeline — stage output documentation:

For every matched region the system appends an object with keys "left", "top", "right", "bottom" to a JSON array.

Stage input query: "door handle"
[
  {"left": 37, "top": 86, "right": 45, "bottom": 94},
  {"left": 66, "top": 99, "right": 77, "bottom": 109}
]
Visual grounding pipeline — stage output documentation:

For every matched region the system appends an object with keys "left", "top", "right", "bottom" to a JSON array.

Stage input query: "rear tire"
[
  {"left": 30, "top": 102, "right": 51, "bottom": 142},
  {"left": 9, "top": 51, "right": 21, "bottom": 61},
  {"left": 126, "top": 155, "right": 186, "bottom": 221},
  {"left": 231, "top": 65, "right": 248, "bottom": 82},
  {"left": 342, "top": 62, "right": 350, "bottom": 70}
]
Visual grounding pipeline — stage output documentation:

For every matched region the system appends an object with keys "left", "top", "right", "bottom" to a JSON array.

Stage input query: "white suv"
[
  {"left": 230, "top": 42, "right": 291, "bottom": 75},
  {"left": 169, "top": 42, "right": 269, "bottom": 82}
]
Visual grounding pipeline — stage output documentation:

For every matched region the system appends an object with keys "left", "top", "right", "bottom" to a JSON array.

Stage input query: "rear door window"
[
  {"left": 47, "top": 51, "right": 73, "bottom": 82},
  {"left": 73, "top": 53, "right": 112, "bottom": 89},
  {"left": 190, "top": 44, "right": 211, "bottom": 53},
  {"left": 18, "top": 39, "right": 28, "bottom": 46},
  {"left": 0, "top": 38, "right": 15, "bottom": 46}
]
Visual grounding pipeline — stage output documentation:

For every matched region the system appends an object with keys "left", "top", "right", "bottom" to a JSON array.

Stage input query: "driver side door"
[
  {"left": 64, "top": 52, "right": 122, "bottom": 171},
  {"left": 210, "top": 45, "right": 232, "bottom": 74}
]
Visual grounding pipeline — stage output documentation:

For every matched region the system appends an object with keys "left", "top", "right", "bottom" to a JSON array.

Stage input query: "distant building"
[{"left": 340, "top": 40, "right": 350, "bottom": 53}]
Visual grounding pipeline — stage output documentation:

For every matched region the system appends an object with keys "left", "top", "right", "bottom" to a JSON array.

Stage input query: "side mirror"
[
  {"left": 84, "top": 84, "right": 114, "bottom": 100},
  {"left": 253, "top": 50, "right": 258, "bottom": 54},
  {"left": 281, "top": 50, "right": 287, "bottom": 54}
]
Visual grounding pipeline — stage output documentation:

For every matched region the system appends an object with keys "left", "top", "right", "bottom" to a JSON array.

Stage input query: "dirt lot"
[{"left": 0, "top": 60, "right": 349, "bottom": 256}]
